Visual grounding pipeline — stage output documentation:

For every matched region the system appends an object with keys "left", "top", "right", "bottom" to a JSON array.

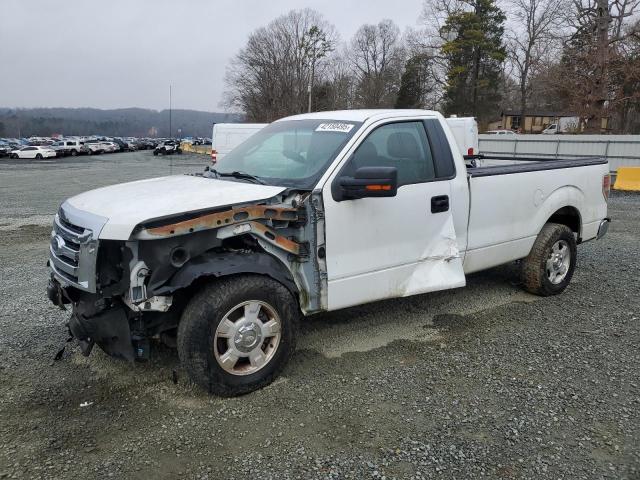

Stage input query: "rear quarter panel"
[{"left": 463, "top": 162, "right": 608, "bottom": 274}]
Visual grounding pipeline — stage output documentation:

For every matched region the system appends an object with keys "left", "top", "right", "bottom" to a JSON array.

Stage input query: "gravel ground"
[{"left": 0, "top": 152, "right": 638, "bottom": 480}]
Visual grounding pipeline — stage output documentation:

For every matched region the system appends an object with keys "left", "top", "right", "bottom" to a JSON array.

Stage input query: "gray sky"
[{"left": 0, "top": 0, "right": 424, "bottom": 112}]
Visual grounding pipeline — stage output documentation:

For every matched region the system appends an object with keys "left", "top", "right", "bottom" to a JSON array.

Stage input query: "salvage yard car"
[
  {"left": 10, "top": 145, "right": 57, "bottom": 159},
  {"left": 47, "top": 109, "right": 611, "bottom": 396},
  {"left": 84, "top": 141, "right": 105, "bottom": 155},
  {"left": 153, "top": 140, "right": 182, "bottom": 155}
]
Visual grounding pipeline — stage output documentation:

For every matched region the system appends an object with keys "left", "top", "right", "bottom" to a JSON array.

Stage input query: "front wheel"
[
  {"left": 177, "top": 275, "right": 299, "bottom": 396},
  {"left": 521, "top": 223, "right": 577, "bottom": 296}
]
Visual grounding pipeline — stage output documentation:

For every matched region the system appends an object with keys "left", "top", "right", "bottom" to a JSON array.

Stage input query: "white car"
[
  {"left": 10, "top": 146, "right": 57, "bottom": 159},
  {"left": 101, "top": 142, "right": 119, "bottom": 153},
  {"left": 84, "top": 142, "right": 105, "bottom": 155}
]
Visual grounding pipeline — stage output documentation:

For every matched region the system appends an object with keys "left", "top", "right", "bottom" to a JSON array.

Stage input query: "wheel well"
[
  {"left": 547, "top": 206, "right": 582, "bottom": 240},
  {"left": 155, "top": 251, "right": 299, "bottom": 299}
]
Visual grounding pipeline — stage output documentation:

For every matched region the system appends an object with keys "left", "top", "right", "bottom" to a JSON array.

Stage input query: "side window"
[{"left": 345, "top": 121, "right": 435, "bottom": 186}]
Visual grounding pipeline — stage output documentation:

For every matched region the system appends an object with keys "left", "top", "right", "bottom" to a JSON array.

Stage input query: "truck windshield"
[{"left": 211, "top": 119, "right": 362, "bottom": 188}]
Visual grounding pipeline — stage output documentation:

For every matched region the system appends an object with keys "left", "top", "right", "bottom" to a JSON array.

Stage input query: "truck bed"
[{"left": 462, "top": 155, "right": 609, "bottom": 275}]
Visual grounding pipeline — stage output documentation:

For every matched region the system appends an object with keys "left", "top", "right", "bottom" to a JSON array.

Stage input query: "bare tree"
[
  {"left": 556, "top": 0, "right": 640, "bottom": 131},
  {"left": 504, "top": 0, "right": 567, "bottom": 125},
  {"left": 348, "top": 20, "right": 406, "bottom": 107},
  {"left": 223, "top": 9, "right": 337, "bottom": 121}
]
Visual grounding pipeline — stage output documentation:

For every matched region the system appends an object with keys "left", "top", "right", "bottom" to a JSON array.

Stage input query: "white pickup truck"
[{"left": 47, "top": 109, "right": 611, "bottom": 396}]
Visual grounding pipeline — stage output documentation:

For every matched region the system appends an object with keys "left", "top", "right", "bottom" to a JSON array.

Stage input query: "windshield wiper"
[{"left": 217, "top": 170, "right": 266, "bottom": 185}]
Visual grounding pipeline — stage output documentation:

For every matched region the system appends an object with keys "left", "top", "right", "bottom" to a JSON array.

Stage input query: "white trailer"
[
  {"left": 211, "top": 123, "right": 267, "bottom": 162},
  {"left": 445, "top": 117, "right": 479, "bottom": 156}
]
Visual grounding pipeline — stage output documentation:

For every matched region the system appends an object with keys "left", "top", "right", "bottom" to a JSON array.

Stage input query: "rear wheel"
[
  {"left": 35, "top": 153, "right": 42, "bottom": 159},
  {"left": 521, "top": 223, "right": 577, "bottom": 296},
  {"left": 177, "top": 275, "right": 299, "bottom": 396},
  {"left": 70, "top": 149, "right": 77, "bottom": 156}
]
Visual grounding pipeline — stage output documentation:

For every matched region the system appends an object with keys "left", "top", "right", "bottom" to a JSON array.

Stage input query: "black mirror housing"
[{"left": 333, "top": 166, "right": 398, "bottom": 201}]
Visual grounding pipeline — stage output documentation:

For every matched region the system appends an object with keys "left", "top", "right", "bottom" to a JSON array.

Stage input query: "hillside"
[{"left": 0, "top": 107, "right": 243, "bottom": 138}]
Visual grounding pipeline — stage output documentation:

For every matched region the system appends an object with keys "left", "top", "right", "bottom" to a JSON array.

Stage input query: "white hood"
[{"left": 65, "top": 175, "right": 286, "bottom": 240}]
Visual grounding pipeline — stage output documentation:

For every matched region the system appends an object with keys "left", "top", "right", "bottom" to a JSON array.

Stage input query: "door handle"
[{"left": 431, "top": 195, "right": 449, "bottom": 213}]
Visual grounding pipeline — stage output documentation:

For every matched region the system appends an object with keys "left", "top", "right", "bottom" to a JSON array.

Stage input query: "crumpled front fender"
[{"left": 151, "top": 251, "right": 299, "bottom": 298}]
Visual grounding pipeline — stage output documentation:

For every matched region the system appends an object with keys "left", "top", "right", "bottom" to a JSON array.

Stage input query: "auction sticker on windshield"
[{"left": 315, "top": 123, "right": 355, "bottom": 133}]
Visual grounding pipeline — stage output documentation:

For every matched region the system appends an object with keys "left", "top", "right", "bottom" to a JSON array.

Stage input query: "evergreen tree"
[
  {"left": 395, "top": 54, "right": 430, "bottom": 109},
  {"left": 441, "top": 0, "right": 506, "bottom": 122}
]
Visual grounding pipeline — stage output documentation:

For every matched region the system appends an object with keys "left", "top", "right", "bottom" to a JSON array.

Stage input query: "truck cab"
[{"left": 47, "top": 109, "right": 610, "bottom": 396}]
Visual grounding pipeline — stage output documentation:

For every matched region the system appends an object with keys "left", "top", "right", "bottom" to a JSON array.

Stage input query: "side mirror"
[{"left": 333, "top": 166, "right": 398, "bottom": 202}]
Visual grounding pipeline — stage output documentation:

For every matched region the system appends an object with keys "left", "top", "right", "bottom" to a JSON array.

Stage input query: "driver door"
[{"left": 322, "top": 119, "right": 466, "bottom": 311}]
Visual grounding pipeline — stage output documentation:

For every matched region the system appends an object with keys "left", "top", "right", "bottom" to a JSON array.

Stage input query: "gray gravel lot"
[{"left": 0, "top": 151, "right": 638, "bottom": 479}]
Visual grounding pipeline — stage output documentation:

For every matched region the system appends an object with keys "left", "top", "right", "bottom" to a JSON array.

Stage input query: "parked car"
[
  {"left": 51, "top": 141, "right": 69, "bottom": 157},
  {"left": 47, "top": 109, "right": 611, "bottom": 397},
  {"left": 61, "top": 140, "right": 86, "bottom": 156},
  {"left": 10, "top": 145, "right": 56, "bottom": 159},
  {"left": 101, "top": 141, "right": 119, "bottom": 153},
  {"left": 0, "top": 142, "right": 12, "bottom": 157},
  {"left": 153, "top": 140, "right": 182, "bottom": 155},
  {"left": 112, "top": 139, "right": 129, "bottom": 151},
  {"left": 125, "top": 139, "right": 140, "bottom": 150},
  {"left": 142, "top": 139, "right": 157, "bottom": 149},
  {"left": 84, "top": 142, "right": 105, "bottom": 155}
]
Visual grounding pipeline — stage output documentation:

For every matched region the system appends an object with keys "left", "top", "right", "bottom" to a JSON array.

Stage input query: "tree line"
[
  {"left": 0, "top": 108, "right": 241, "bottom": 138},
  {"left": 224, "top": 0, "right": 640, "bottom": 133}
]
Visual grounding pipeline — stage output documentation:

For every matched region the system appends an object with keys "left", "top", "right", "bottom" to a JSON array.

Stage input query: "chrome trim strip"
[
  {"left": 49, "top": 245, "right": 78, "bottom": 276},
  {"left": 50, "top": 232, "right": 80, "bottom": 261}
]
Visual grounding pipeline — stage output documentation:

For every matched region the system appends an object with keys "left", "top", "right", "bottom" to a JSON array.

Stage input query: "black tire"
[
  {"left": 153, "top": 150, "right": 158, "bottom": 156},
  {"left": 521, "top": 223, "right": 577, "bottom": 296},
  {"left": 87, "top": 149, "right": 93, "bottom": 156},
  {"left": 177, "top": 275, "right": 299, "bottom": 396},
  {"left": 70, "top": 149, "right": 77, "bottom": 156},
  {"left": 35, "top": 153, "right": 42, "bottom": 159}
]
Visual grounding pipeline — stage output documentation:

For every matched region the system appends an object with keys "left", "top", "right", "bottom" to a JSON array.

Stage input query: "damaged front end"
[{"left": 48, "top": 189, "right": 327, "bottom": 362}]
